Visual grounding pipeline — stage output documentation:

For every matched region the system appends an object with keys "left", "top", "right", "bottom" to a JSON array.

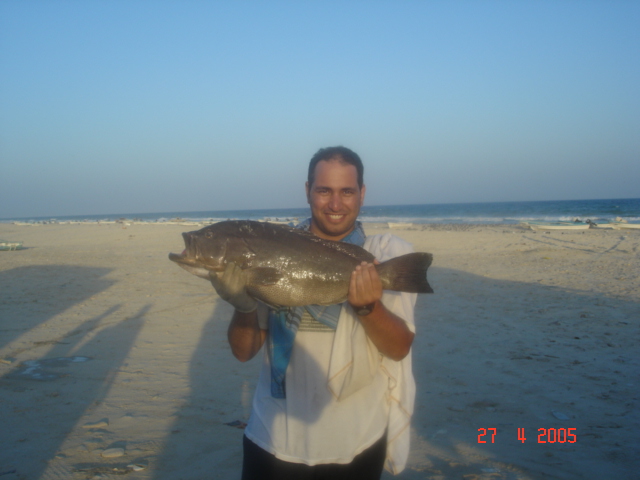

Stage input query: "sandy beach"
[{"left": 0, "top": 222, "right": 638, "bottom": 480}]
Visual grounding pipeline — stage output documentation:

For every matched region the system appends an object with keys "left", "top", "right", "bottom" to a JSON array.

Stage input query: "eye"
[{"left": 205, "top": 231, "right": 213, "bottom": 238}]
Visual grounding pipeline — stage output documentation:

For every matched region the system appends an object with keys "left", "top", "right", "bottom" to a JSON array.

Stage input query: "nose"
[{"left": 328, "top": 192, "right": 342, "bottom": 211}]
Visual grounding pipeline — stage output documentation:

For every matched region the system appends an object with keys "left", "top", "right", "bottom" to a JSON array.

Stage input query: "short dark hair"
[{"left": 307, "top": 146, "right": 364, "bottom": 189}]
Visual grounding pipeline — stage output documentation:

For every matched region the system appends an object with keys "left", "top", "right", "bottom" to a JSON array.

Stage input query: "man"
[{"left": 211, "top": 146, "right": 417, "bottom": 479}]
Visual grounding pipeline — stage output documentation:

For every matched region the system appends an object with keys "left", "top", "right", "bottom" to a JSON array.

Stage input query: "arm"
[
  {"left": 348, "top": 262, "right": 415, "bottom": 361},
  {"left": 209, "top": 262, "right": 267, "bottom": 362},
  {"left": 227, "top": 308, "right": 267, "bottom": 362}
]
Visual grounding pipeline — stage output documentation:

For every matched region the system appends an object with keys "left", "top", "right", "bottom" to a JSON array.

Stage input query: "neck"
[{"left": 309, "top": 220, "right": 355, "bottom": 242}]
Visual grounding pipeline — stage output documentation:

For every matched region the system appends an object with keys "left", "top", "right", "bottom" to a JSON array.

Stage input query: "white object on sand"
[
  {"left": 610, "top": 222, "right": 640, "bottom": 230},
  {"left": 82, "top": 420, "right": 109, "bottom": 429},
  {"left": 523, "top": 222, "right": 589, "bottom": 231},
  {"left": 101, "top": 448, "right": 125, "bottom": 458}
]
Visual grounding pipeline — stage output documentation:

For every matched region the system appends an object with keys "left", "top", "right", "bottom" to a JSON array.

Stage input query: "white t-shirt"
[{"left": 244, "top": 234, "right": 417, "bottom": 466}]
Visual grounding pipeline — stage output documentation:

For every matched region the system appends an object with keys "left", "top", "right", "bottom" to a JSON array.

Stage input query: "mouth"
[
  {"left": 170, "top": 233, "right": 199, "bottom": 263},
  {"left": 325, "top": 213, "right": 347, "bottom": 223},
  {"left": 168, "top": 251, "right": 196, "bottom": 266},
  {"left": 168, "top": 251, "right": 214, "bottom": 279},
  {"left": 169, "top": 234, "right": 203, "bottom": 270},
  {"left": 169, "top": 230, "right": 226, "bottom": 279}
]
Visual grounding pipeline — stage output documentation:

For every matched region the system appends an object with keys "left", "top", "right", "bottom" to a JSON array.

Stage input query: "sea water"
[{"left": 3, "top": 198, "right": 639, "bottom": 225}]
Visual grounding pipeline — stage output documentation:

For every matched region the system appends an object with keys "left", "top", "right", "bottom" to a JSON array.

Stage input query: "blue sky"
[{"left": 1, "top": 1, "right": 638, "bottom": 218}]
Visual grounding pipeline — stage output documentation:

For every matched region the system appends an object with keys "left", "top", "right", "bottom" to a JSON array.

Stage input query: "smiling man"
[
  {"left": 305, "top": 149, "right": 365, "bottom": 241},
  {"left": 211, "top": 146, "right": 418, "bottom": 479}
]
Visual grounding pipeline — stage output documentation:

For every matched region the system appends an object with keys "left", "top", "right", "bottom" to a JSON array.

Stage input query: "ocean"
[{"left": 3, "top": 198, "right": 639, "bottom": 226}]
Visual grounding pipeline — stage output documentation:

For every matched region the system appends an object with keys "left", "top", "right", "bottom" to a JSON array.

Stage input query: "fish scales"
[{"left": 169, "top": 220, "right": 433, "bottom": 307}]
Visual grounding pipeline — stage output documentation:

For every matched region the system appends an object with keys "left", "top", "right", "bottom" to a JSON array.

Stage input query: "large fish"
[{"left": 169, "top": 220, "right": 433, "bottom": 307}]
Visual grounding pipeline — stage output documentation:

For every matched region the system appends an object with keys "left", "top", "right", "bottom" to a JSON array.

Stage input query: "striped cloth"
[{"left": 267, "top": 219, "right": 365, "bottom": 398}]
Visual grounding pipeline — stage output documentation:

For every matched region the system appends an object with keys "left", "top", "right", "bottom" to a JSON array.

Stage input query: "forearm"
[
  {"left": 348, "top": 261, "right": 414, "bottom": 360},
  {"left": 227, "top": 309, "right": 266, "bottom": 362},
  {"left": 357, "top": 300, "right": 414, "bottom": 361}
]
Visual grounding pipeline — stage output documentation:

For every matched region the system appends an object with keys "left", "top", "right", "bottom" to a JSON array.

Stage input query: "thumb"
[{"left": 209, "top": 270, "right": 222, "bottom": 288}]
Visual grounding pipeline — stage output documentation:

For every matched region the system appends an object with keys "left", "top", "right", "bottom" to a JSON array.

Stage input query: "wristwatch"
[{"left": 354, "top": 302, "right": 376, "bottom": 316}]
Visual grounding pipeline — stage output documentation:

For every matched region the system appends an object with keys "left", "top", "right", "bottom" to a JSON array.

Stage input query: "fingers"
[
  {"left": 210, "top": 262, "right": 244, "bottom": 297},
  {"left": 209, "top": 263, "right": 257, "bottom": 313},
  {"left": 210, "top": 262, "right": 232, "bottom": 287},
  {"left": 223, "top": 262, "right": 241, "bottom": 291},
  {"left": 209, "top": 269, "right": 223, "bottom": 290},
  {"left": 354, "top": 262, "right": 373, "bottom": 295},
  {"left": 359, "top": 261, "right": 382, "bottom": 292},
  {"left": 349, "top": 264, "right": 358, "bottom": 301},
  {"left": 349, "top": 261, "right": 382, "bottom": 307}
]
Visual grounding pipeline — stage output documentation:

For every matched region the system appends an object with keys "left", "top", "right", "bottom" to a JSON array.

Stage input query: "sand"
[{"left": 0, "top": 222, "right": 638, "bottom": 480}]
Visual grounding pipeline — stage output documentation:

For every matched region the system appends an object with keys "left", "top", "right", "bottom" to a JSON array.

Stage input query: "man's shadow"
[
  {"left": 0, "top": 265, "right": 147, "bottom": 480},
  {"left": 0, "top": 265, "right": 114, "bottom": 352},
  {"left": 152, "top": 301, "right": 330, "bottom": 480}
]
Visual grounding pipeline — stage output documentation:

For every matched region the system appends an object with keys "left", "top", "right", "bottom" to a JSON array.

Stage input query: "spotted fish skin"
[{"left": 169, "top": 220, "right": 433, "bottom": 307}]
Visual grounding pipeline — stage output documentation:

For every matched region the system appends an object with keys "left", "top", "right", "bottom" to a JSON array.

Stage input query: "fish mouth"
[
  {"left": 169, "top": 232, "right": 213, "bottom": 279},
  {"left": 169, "top": 232, "right": 204, "bottom": 268},
  {"left": 169, "top": 232, "right": 224, "bottom": 279},
  {"left": 169, "top": 252, "right": 214, "bottom": 279},
  {"left": 168, "top": 251, "right": 196, "bottom": 266}
]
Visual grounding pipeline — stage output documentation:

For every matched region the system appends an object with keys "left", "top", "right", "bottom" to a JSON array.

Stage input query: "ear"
[
  {"left": 305, "top": 181, "right": 311, "bottom": 204},
  {"left": 360, "top": 184, "right": 366, "bottom": 204}
]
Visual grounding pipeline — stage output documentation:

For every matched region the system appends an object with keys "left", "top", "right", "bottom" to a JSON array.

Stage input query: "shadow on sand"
[
  {"left": 151, "top": 300, "right": 259, "bottom": 480},
  {"left": 386, "top": 266, "right": 638, "bottom": 480},
  {"left": 152, "top": 301, "right": 333, "bottom": 480},
  {"left": 0, "top": 265, "right": 147, "bottom": 479},
  {"left": 0, "top": 265, "right": 114, "bottom": 352},
  {"left": 148, "top": 265, "right": 637, "bottom": 480}
]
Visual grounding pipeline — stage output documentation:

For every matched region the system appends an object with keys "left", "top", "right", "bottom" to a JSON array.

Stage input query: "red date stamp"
[{"left": 478, "top": 428, "right": 577, "bottom": 443}]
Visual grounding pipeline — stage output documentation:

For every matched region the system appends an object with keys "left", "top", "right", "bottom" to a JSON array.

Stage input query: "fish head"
[{"left": 168, "top": 223, "right": 254, "bottom": 279}]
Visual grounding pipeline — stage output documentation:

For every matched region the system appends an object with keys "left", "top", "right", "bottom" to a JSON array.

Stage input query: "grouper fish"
[{"left": 169, "top": 220, "right": 433, "bottom": 307}]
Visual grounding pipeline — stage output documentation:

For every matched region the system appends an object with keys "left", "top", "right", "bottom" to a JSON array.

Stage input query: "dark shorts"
[{"left": 241, "top": 433, "right": 387, "bottom": 480}]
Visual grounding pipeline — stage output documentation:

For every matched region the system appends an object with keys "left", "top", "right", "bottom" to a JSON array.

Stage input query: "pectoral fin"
[{"left": 245, "top": 267, "right": 283, "bottom": 286}]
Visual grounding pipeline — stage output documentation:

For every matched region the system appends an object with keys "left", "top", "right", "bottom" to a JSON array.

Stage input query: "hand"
[
  {"left": 209, "top": 262, "right": 257, "bottom": 313},
  {"left": 348, "top": 261, "right": 383, "bottom": 315}
]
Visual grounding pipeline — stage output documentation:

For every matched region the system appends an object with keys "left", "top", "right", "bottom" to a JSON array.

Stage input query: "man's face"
[{"left": 305, "top": 158, "right": 365, "bottom": 241}]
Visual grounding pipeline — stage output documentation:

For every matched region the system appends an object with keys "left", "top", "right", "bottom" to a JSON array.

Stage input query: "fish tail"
[{"left": 377, "top": 252, "right": 434, "bottom": 293}]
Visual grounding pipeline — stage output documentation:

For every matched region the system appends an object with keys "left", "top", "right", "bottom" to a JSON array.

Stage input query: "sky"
[{"left": 1, "top": 1, "right": 638, "bottom": 219}]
